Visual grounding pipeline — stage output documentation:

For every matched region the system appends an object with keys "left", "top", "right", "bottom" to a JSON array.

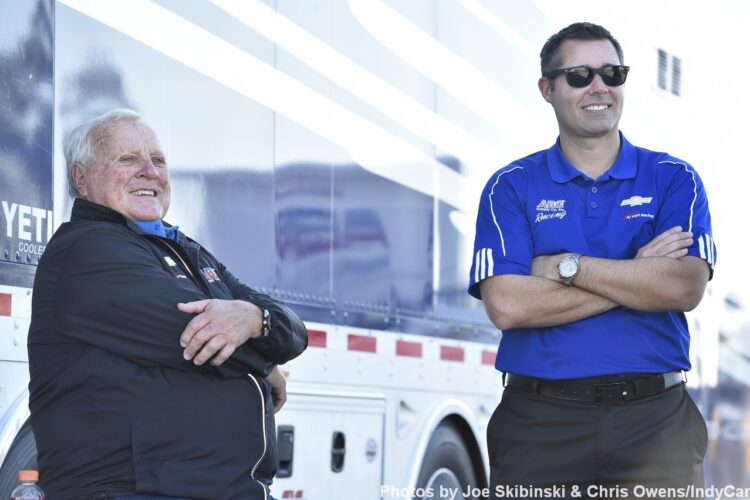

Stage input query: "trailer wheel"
[
  {"left": 0, "top": 423, "right": 38, "bottom": 497},
  {"left": 416, "top": 422, "right": 481, "bottom": 500}
]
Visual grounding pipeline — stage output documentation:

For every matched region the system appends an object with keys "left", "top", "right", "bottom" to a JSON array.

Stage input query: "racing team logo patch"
[
  {"left": 200, "top": 267, "right": 221, "bottom": 283},
  {"left": 535, "top": 199, "right": 567, "bottom": 223}
]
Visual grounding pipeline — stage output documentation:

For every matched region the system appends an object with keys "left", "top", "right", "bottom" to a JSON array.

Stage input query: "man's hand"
[
  {"left": 636, "top": 226, "right": 693, "bottom": 259},
  {"left": 267, "top": 365, "right": 288, "bottom": 413},
  {"left": 178, "top": 299, "right": 263, "bottom": 366}
]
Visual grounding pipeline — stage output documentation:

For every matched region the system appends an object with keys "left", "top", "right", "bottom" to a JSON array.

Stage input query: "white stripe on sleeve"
[
  {"left": 698, "top": 235, "right": 706, "bottom": 261},
  {"left": 474, "top": 250, "right": 480, "bottom": 284},
  {"left": 487, "top": 248, "right": 494, "bottom": 277},
  {"left": 658, "top": 161, "right": 697, "bottom": 233},
  {"left": 480, "top": 248, "right": 487, "bottom": 280},
  {"left": 488, "top": 166, "right": 524, "bottom": 257}
]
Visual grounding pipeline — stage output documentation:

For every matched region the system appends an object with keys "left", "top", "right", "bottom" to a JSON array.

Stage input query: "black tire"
[
  {"left": 415, "top": 422, "right": 482, "bottom": 500},
  {"left": 0, "top": 423, "right": 38, "bottom": 497}
]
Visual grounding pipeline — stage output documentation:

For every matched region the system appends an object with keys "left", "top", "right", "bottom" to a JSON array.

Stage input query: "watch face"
[{"left": 560, "top": 259, "right": 577, "bottom": 278}]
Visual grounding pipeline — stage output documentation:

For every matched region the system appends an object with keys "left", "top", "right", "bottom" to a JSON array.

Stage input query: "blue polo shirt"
[{"left": 469, "top": 133, "right": 716, "bottom": 379}]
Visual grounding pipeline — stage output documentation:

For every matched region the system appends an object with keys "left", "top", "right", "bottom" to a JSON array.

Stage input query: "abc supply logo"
[
  {"left": 535, "top": 199, "right": 567, "bottom": 223},
  {"left": 1, "top": 201, "right": 53, "bottom": 261}
]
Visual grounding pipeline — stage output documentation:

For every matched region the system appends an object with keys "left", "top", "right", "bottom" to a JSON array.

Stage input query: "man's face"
[
  {"left": 75, "top": 120, "right": 170, "bottom": 221},
  {"left": 539, "top": 39, "right": 624, "bottom": 141}
]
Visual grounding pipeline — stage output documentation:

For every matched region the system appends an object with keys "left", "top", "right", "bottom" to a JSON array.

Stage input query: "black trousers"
[{"left": 487, "top": 383, "right": 707, "bottom": 499}]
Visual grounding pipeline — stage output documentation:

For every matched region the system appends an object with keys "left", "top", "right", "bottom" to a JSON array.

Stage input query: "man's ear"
[
  {"left": 538, "top": 77, "right": 553, "bottom": 103},
  {"left": 72, "top": 163, "right": 87, "bottom": 197}
]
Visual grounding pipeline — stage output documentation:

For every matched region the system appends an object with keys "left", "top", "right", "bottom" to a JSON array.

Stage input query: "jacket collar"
[
  {"left": 71, "top": 198, "right": 130, "bottom": 225},
  {"left": 71, "top": 198, "right": 180, "bottom": 239}
]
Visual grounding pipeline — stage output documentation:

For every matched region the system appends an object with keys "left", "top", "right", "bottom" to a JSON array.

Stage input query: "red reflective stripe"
[
  {"left": 440, "top": 346, "right": 464, "bottom": 362},
  {"left": 348, "top": 334, "right": 376, "bottom": 353},
  {"left": 307, "top": 329, "right": 327, "bottom": 348},
  {"left": 0, "top": 293, "right": 10, "bottom": 317},
  {"left": 481, "top": 350, "right": 496, "bottom": 366},
  {"left": 396, "top": 340, "right": 422, "bottom": 358}
]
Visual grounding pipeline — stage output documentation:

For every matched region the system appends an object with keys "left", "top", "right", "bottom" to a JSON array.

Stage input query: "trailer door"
[{"left": 273, "top": 392, "right": 385, "bottom": 500}]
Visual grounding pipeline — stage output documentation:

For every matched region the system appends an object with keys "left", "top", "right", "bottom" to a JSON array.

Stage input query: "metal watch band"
[{"left": 261, "top": 308, "right": 272, "bottom": 337}]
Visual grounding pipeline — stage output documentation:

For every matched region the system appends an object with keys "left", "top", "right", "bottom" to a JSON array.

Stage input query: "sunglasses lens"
[
  {"left": 601, "top": 65, "right": 628, "bottom": 86},
  {"left": 565, "top": 67, "right": 594, "bottom": 88}
]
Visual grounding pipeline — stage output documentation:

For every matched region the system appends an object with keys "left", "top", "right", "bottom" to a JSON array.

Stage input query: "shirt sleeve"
[
  {"left": 468, "top": 165, "right": 532, "bottom": 299},
  {"left": 656, "top": 159, "right": 716, "bottom": 278}
]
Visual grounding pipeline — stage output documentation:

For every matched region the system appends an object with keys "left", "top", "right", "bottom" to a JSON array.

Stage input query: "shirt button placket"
[{"left": 588, "top": 184, "right": 599, "bottom": 216}]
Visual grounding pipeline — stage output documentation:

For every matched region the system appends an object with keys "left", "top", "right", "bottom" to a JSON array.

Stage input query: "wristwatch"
[
  {"left": 557, "top": 253, "right": 582, "bottom": 285},
  {"left": 261, "top": 308, "right": 272, "bottom": 337}
]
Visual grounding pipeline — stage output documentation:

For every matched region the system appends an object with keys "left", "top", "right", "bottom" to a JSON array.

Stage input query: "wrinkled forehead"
[{"left": 92, "top": 120, "right": 163, "bottom": 161}]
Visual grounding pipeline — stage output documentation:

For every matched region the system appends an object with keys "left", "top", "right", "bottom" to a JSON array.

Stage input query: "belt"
[{"left": 504, "top": 371, "right": 685, "bottom": 404}]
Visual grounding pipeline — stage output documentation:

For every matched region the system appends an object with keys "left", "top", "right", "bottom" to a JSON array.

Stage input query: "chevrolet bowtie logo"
[{"left": 620, "top": 196, "right": 653, "bottom": 207}]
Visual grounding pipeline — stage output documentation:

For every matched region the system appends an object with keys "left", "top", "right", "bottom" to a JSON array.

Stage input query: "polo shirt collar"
[{"left": 547, "top": 131, "right": 637, "bottom": 182}]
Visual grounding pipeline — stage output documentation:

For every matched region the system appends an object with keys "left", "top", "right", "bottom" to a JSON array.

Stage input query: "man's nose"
[
  {"left": 588, "top": 73, "right": 609, "bottom": 94},
  {"left": 136, "top": 159, "right": 159, "bottom": 178}
]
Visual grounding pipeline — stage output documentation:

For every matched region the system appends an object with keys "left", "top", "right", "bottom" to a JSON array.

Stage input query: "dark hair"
[{"left": 540, "top": 22, "right": 624, "bottom": 75}]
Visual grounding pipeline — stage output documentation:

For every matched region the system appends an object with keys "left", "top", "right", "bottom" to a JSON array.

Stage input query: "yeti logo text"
[
  {"left": 620, "top": 196, "right": 653, "bottom": 207},
  {"left": 2, "top": 201, "right": 54, "bottom": 243}
]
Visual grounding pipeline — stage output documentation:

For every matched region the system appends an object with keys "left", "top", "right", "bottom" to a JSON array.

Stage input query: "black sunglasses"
[{"left": 544, "top": 64, "right": 630, "bottom": 88}]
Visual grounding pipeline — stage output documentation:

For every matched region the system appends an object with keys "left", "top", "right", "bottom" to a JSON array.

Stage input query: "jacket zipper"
[
  {"left": 145, "top": 235, "right": 267, "bottom": 498},
  {"left": 246, "top": 373, "right": 269, "bottom": 500}
]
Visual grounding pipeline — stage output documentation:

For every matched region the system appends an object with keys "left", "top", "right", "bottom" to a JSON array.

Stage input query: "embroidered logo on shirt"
[
  {"left": 620, "top": 195, "right": 653, "bottom": 207},
  {"left": 535, "top": 199, "right": 567, "bottom": 223},
  {"left": 624, "top": 211, "right": 655, "bottom": 220},
  {"left": 537, "top": 199, "right": 566, "bottom": 211},
  {"left": 200, "top": 267, "right": 221, "bottom": 283}
]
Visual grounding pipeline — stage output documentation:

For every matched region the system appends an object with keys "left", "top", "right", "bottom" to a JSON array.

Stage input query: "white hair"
[{"left": 64, "top": 108, "right": 143, "bottom": 198}]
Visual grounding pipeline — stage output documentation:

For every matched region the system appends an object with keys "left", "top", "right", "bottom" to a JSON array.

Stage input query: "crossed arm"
[
  {"left": 480, "top": 226, "right": 710, "bottom": 330},
  {"left": 176, "top": 266, "right": 306, "bottom": 413},
  {"left": 177, "top": 298, "right": 298, "bottom": 413},
  {"left": 59, "top": 228, "right": 305, "bottom": 411}
]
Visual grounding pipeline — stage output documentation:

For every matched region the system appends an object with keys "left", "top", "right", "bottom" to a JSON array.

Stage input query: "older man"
[
  {"left": 470, "top": 23, "right": 714, "bottom": 498},
  {"left": 28, "top": 109, "right": 307, "bottom": 499}
]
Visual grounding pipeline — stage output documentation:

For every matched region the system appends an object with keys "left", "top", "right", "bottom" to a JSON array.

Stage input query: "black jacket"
[{"left": 28, "top": 199, "right": 307, "bottom": 499}]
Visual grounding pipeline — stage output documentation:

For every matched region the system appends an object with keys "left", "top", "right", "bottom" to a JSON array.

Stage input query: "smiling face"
[
  {"left": 539, "top": 39, "right": 624, "bottom": 142},
  {"left": 74, "top": 119, "right": 170, "bottom": 221}
]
